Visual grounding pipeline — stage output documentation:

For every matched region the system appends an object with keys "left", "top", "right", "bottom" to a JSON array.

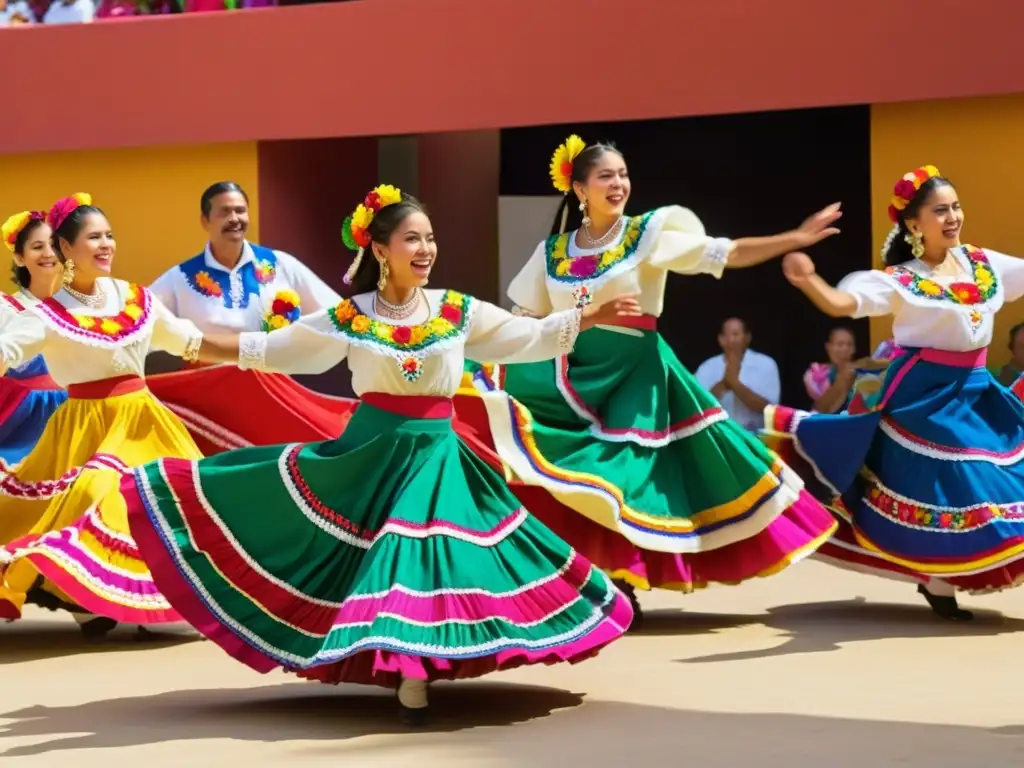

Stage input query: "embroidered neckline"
[
  {"left": 180, "top": 248, "right": 277, "bottom": 308},
  {"left": 884, "top": 245, "right": 997, "bottom": 306},
  {"left": 38, "top": 283, "right": 152, "bottom": 343},
  {"left": 326, "top": 290, "right": 472, "bottom": 381},
  {"left": 546, "top": 211, "right": 653, "bottom": 283},
  {"left": 327, "top": 290, "right": 471, "bottom": 351}
]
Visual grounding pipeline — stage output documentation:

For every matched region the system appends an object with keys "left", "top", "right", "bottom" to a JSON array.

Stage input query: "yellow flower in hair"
[
  {"left": 549, "top": 135, "right": 587, "bottom": 194},
  {"left": 374, "top": 185, "right": 402, "bottom": 207},
  {"left": 1, "top": 212, "right": 32, "bottom": 252},
  {"left": 890, "top": 195, "right": 908, "bottom": 211},
  {"left": 71, "top": 192, "right": 93, "bottom": 207},
  {"left": 352, "top": 204, "right": 373, "bottom": 232},
  {"left": 922, "top": 165, "right": 940, "bottom": 178}
]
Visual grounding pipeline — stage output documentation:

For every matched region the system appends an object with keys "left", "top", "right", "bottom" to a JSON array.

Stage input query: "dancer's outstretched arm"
[
  {"left": 727, "top": 204, "right": 842, "bottom": 269},
  {"left": 782, "top": 251, "right": 859, "bottom": 317}
]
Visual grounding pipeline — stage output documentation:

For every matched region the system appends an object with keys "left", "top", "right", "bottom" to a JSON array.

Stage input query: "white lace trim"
[
  {"left": 703, "top": 237, "right": 733, "bottom": 276},
  {"left": 238, "top": 332, "right": 267, "bottom": 371},
  {"left": 557, "top": 309, "right": 581, "bottom": 352},
  {"left": 511, "top": 305, "right": 539, "bottom": 318}
]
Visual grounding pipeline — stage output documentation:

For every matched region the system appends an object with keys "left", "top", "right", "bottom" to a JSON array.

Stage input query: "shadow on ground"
[
  {"left": 1, "top": 680, "right": 1022, "bottom": 766},
  {"left": 0, "top": 618, "right": 197, "bottom": 665}
]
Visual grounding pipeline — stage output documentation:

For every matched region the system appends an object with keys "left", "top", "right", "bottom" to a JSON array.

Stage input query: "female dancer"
[
  {"left": 146, "top": 182, "right": 355, "bottom": 455},
  {"left": 0, "top": 193, "right": 215, "bottom": 636},
  {"left": 0, "top": 211, "right": 67, "bottom": 464},
  {"left": 120, "top": 185, "right": 636, "bottom": 724},
  {"left": 460, "top": 135, "right": 842, "bottom": 622},
  {"left": 764, "top": 164, "right": 1024, "bottom": 620}
]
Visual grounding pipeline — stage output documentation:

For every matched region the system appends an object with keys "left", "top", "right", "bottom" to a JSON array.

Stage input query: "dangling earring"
[
  {"left": 62, "top": 257, "right": 75, "bottom": 286},
  {"left": 579, "top": 198, "right": 591, "bottom": 226},
  {"left": 377, "top": 260, "right": 389, "bottom": 291},
  {"left": 904, "top": 230, "right": 925, "bottom": 259}
]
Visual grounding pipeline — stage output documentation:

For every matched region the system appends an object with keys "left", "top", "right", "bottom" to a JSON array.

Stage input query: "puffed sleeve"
[
  {"left": 0, "top": 310, "right": 47, "bottom": 373},
  {"left": 464, "top": 300, "right": 580, "bottom": 364},
  {"left": 836, "top": 270, "right": 901, "bottom": 318},
  {"left": 506, "top": 243, "right": 554, "bottom": 317},
  {"left": 984, "top": 250, "right": 1024, "bottom": 303},
  {"left": 644, "top": 206, "right": 733, "bottom": 279},
  {"left": 237, "top": 309, "right": 350, "bottom": 375},
  {"left": 149, "top": 292, "right": 204, "bottom": 359},
  {"left": 275, "top": 250, "right": 343, "bottom": 313},
  {"left": 148, "top": 267, "right": 178, "bottom": 314}
]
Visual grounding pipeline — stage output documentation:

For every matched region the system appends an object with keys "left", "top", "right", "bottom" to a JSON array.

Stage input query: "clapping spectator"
[
  {"left": 43, "top": 0, "right": 94, "bottom": 23},
  {"left": 0, "top": 0, "right": 37, "bottom": 24}
]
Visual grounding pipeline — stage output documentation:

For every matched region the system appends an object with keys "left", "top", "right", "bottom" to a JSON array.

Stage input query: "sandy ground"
[{"left": 3, "top": 560, "right": 1024, "bottom": 767}]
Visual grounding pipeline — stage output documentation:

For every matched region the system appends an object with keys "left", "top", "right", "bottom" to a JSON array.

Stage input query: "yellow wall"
[
  {"left": 0, "top": 142, "right": 259, "bottom": 290},
  {"left": 871, "top": 95, "right": 1024, "bottom": 368}
]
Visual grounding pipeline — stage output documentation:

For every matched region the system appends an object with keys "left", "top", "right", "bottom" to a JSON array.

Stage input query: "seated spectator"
[
  {"left": 0, "top": 0, "right": 37, "bottom": 24},
  {"left": 805, "top": 327, "right": 892, "bottom": 413},
  {"left": 43, "top": 0, "right": 94, "bottom": 23},
  {"left": 998, "top": 323, "right": 1024, "bottom": 387},
  {"left": 695, "top": 317, "right": 780, "bottom": 432}
]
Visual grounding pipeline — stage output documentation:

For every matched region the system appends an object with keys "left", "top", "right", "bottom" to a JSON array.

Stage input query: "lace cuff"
[
  {"left": 703, "top": 237, "right": 733, "bottom": 278},
  {"left": 182, "top": 334, "right": 203, "bottom": 364},
  {"left": 557, "top": 309, "right": 582, "bottom": 353},
  {"left": 511, "top": 304, "right": 540, "bottom": 318},
  {"left": 238, "top": 331, "right": 267, "bottom": 371}
]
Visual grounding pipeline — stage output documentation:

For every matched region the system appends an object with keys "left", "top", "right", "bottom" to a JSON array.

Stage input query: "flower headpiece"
[
  {"left": 888, "top": 165, "right": 941, "bottom": 223},
  {"left": 549, "top": 134, "right": 586, "bottom": 195},
  {"left": 2, "top": 210, "right": 47, "bottom": 253},
  {"left": 48, "top": 192, "right": 93, "bottom": 233},
  {"left": 341, "top": 184, "right": 403, "bottom": 285}
]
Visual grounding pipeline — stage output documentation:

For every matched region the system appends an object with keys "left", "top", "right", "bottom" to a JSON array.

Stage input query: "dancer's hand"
[
  {"left": 782, "top": 251, "right": 817, "bottom": 286},
  {"left": 791, "top": 203, "right": 842, "bottom": 248},
  {"left": 582, "top": 293, "right": 642, "bottom": 330}
]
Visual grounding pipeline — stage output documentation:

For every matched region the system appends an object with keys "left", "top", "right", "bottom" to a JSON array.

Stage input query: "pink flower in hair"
[{"left": 48, "top": 192, "right": 93, "bottom": 232}]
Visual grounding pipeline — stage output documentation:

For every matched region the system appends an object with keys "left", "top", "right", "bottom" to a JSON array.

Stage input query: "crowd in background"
[{"left": 0, "top": 0, "right": 342, "bottom": 23}]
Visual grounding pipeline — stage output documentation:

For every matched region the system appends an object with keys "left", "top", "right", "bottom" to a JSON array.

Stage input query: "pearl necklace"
[
  {"left": 579, "top": 217, "right": 624, "bottom": 249},
  {"left": 374, "top": 288, "right": 422, "bottom": 321},
  {"left": 65, "top": 282, "right": 107, "bottom": 309}
]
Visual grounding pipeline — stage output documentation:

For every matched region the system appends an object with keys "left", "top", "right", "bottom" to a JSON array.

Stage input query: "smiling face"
[
  {"left": 573, "top": 149, "right": 630, "bottom": 222},
  {"left": 13, "top": 221, "right": 59, "bottom": 293},
  {"left": 905, "top": 182, "right": 963, "bottom": 254},
  {"left": 61, "top": 212, "right": 115, "bottom": 281},
  {"left": 373, "top": 210, "right": 437, "bottom": 291},
  {"left": 202, "top": 190, "right": 249, "bottom": 247}
]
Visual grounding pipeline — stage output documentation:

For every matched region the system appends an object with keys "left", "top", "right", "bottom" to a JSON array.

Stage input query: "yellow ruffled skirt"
[{"left": 0, "top": 375, "right": 201, "bottom": 622}]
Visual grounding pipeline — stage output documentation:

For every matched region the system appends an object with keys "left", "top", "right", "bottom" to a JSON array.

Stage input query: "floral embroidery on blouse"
[
  {"left": 327, "top": 290, "right": 472, "bottom": 352},
  {"left": 884, "top": 245, "right": 997, "bottom": 306},
  {"left": 38, "top": 283, "right": 152, "bottom": 344},
  {"left": 546, "top": 211, "right": 654, "bottom": 283}
]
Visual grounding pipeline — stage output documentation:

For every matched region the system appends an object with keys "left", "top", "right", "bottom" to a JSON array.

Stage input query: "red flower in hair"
[
  {"left": 440, "top": 304, "right": 462, "bottom": 324},
  {"left": 391, "top": 325, "right": 412, "bottom": 344},
  {"left": 364, "top": 191, "right": 381, "bottom": 212},
  {"left": 893, "top": 179, "right": 918, "bottom": 201},
  {"left": 354, "top": 228, "right": 371, "bottom": 248},
  {"left": 913, "top": 168, "right": 931, "bottom": 184},
  {"left": 887, "top": 204, "right": 900, "bottom": 223}
]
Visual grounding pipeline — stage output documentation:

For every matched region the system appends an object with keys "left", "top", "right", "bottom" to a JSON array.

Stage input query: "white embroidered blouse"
[
  {"left": 838, "top": 246, "right": 1024, "bottom": 352},
  {"left": 149, "top": 242, "right": 342, "bottom": 334},
  {"left": 506, "top": 206, "right": 733, "bottom": 319},
  {"left": 237, "top": 289, "right": 581, "bottom": 397},
  {"left": 0, "top": 278, "right": 203, "bottom": 386}
]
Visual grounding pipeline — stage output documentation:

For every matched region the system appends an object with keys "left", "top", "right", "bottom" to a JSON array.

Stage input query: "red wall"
[{"left": 3, "top": 0, "right": 1023, "bottom": 153}]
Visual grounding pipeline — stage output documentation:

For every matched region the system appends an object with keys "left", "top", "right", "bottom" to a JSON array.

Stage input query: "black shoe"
[
  {"left": 398, "top": 703, "right": 429, "bottom": 727},
  {"left": 917, "top": 584, "right": 974, "bottom": 621},
  {"left": 614, "top": 579, "right": 644, "bottom": 630},
  {"left": 79, "top": 616, "right": 118, "bottom": 641}
]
